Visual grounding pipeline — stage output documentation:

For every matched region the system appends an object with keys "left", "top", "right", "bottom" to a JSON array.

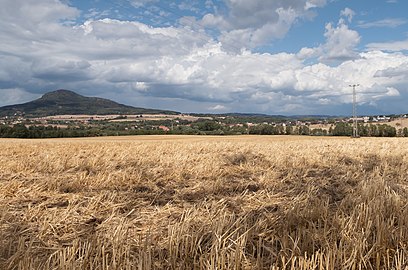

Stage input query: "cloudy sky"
[{"left": 1, "top": 0, "right": 408, "bottom": 115}]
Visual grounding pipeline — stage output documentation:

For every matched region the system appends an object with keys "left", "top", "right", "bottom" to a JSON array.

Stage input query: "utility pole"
[{"left": 349, "top": 84, "right": 360, "bottom": 138}]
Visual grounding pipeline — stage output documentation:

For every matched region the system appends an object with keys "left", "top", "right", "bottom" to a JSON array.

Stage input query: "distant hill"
[{"left": 0, "top": 89, "right": 178, "bottom": 117}]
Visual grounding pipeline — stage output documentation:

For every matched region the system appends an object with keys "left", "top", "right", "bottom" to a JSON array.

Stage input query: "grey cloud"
[
  {"left": 221, "top": 0, "right": 321, "bottom": 29},
  {"left": 31, "top": 59, "right": 92, "bottom": 81},
  {"left": 0, "top": 88, "right": 40, "bottom": 107},
  {"left": 0, "top": 0, "right": 79, "bottom": 40},
  {"left": 366, "top": 39, "right": 408, "bottom": 52},
  {"left": 1, "top": 0, "right": 407, "bottom": 115},
  {"left": 133, "top": 83, "right": 233, "bottom": 103},
  {"left": 201, "top": 0, "right": 326, "bottom": 49},
  {"left": 374, "top": 64, "right": 408, "bottom": 78}
]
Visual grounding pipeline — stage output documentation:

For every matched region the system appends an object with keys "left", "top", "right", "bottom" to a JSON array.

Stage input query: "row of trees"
[
  {"left": 330, "top": 123, "right": 405, "bottom": 137},
  {"left": 1, "top": 122, "right": 407, "bottom": 138},
  {"left": 247, "top": 123, "right": 407, "bottom": 137},
  {"left": 0, "top": 124, "right": 167, "bottom": 138}
]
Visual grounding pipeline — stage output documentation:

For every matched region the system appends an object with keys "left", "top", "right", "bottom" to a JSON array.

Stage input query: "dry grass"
[
  {"left": 1, "top": 135, "right": 408, "bottom": 269},
  {"left": 388, "top": 118, "right": 408, "bottom": 129}
]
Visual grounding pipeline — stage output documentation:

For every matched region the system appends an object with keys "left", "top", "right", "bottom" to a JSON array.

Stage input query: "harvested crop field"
[{"left": 1, "top": 135, "right": 408, "bottom": 269}]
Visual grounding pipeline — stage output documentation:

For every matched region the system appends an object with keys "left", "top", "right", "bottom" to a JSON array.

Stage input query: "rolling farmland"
[{"left": 1, "top": 135, "right": 408, "bottom": 269}]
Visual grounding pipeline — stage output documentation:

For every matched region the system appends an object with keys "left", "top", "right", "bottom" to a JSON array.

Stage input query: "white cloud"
[
  {"left": 297, "top": 47, "right": 319, "bottom": 60},
  {"left": 132, "top": 82, "right": 149, "bottom": 91},
  {"left": 358, "top": 18, "right": 407, "bottom": 29},
  {"left": 296, "top": 9, "right": 361, "bottom": 64},
  {"left": 129, "top": 0, "right": 158, "bottom": 8},
  {"left": 0, "top": 0, "right": 407, "bottom": 115},
  {"left": 340, "top": 8, "right": 355, "bottom": 23},
  {"left": 209, "top": 105, "right": 227, "bottom": 111},
  {"left": 385, "top": 87, "right": 400, "bottom": 96},
  {"left": 366, "top": 39, "right": 408, "bottom": 52},
  {"left": 319, "top": 20, "right": 361, "bottom": 62},
  {"left": 83, "top": 8, "right": 112, "bottom": 20}
]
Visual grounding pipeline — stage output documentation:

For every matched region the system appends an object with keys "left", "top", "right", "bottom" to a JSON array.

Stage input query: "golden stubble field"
[{"left": 1, "top": 135, "right": 408, "bottom": 269}]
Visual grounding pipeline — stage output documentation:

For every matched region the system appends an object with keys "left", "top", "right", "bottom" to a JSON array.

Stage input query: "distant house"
[
  {"left": 228, "top": 124, "right": 243, "bottom": 127},
  {"left": 376, "top": 116, "right": 391, "bottom": 122},
  {"left": 158, "top": 126, "right": 170, "bottom": 132}
]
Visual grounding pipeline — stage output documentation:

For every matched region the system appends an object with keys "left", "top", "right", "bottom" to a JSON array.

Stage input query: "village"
[{"left": 1, "top": 112, "right": 407, "bottom": 138}]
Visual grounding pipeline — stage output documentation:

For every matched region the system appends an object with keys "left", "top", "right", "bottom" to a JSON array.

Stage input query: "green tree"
[
  {"left": 332, "top": 123, "right": 352, "bottom": 136},
  {"left": 196, "top": 121, "right": 221, "bottom": 132},
  {"left": 285, "top": 125, "right": 293, "bottom": 135},
  {"left": 11, "top": 124, "right": 29, "bottom": 138},
  {"left": 403, "top": 127, "right": 408, "bottom": 137}
]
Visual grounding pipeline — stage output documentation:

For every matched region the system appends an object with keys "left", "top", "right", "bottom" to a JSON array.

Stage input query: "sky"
[{"left": 1, "top": 0, "right": 408, "bottom": 115}]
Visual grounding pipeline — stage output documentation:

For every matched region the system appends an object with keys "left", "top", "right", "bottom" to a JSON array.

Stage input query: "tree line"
[{"left": 1, "top": 122, "right": 407, "bottom": 138}]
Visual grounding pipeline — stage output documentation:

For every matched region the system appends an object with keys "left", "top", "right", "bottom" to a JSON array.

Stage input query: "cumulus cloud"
[
  {"left": 297, "top": 9, "right": 361, "bottom": 64},
  {"left": 375, "top": 63, "right": 408, "bottom": 78},
  {"left": 319, "top": 20, "right": 360, "bottom": 62}
]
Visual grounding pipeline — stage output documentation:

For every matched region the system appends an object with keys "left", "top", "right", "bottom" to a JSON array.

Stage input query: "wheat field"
[{"left": 1, "top": 135, "right": 408, "bottom": 269}]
